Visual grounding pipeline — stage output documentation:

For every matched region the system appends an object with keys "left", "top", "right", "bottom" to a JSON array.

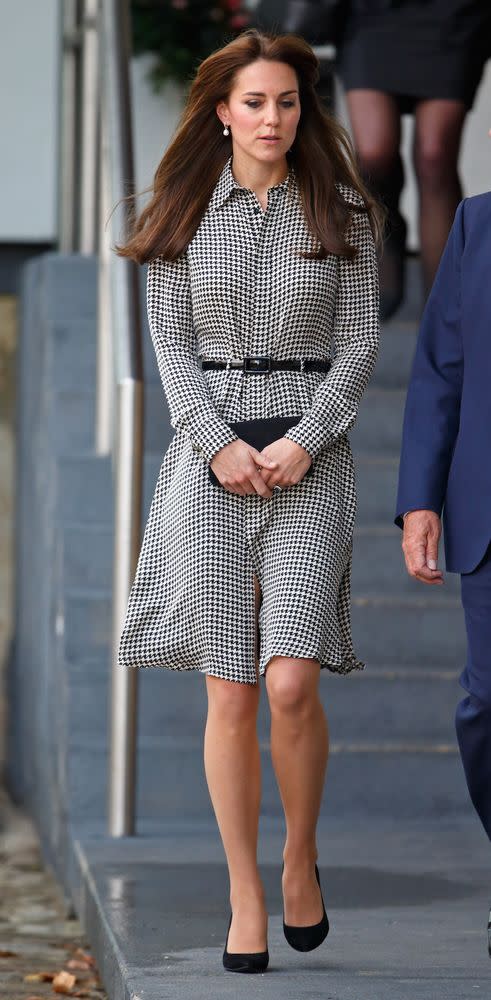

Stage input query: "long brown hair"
[{"left": 116, "top": 28, "right": 384, "bottom": 264}]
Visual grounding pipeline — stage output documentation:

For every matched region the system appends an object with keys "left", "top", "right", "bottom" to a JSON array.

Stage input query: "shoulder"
[
  {"left": 459, "top": 191, "right": 491, "bottom": 236},
  {"left": 334, "top": 181, "right": 366, "bottom": 210}
]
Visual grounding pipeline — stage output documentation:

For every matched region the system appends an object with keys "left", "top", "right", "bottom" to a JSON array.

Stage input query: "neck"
[{"left": 229, "top": 150, "right": 290, "bottom": 193}]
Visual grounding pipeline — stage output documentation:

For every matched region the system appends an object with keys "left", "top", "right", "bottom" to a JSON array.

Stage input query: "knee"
[
  {"left": 266, "top": 662, "right": 316, "bottom": 718},
  {"left": 206, "top": 677, "right": 258, "bottom": 729},
  {"left": 356, "top": 146, "right": 399, "bottom": 182},
  {"left": 413, "top": 139, "right": 453, "bottom": 188}
]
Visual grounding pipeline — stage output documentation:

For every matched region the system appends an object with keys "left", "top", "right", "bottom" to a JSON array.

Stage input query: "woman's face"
[{"left": 217, "top": 59, "right": 301, "bottom": 165}]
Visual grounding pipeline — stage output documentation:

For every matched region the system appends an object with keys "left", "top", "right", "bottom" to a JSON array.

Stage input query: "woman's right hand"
[{"left": 210, "top": 440, "right": 279, "bottom": 497}]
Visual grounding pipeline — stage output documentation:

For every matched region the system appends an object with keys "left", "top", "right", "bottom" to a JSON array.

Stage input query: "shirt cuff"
[
  {"left": 193, "top": 418, "right": 239, "bottom": 465},
  {"left": 282, "top": 415, "right": 330, "bottom": 459}
]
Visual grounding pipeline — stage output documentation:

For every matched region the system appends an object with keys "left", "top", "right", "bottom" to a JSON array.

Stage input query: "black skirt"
[{"left": 337, "top": 0, "right": 491, "bottom": 111}]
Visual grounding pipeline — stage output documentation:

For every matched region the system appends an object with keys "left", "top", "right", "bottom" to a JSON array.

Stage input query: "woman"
[
  {"left": 336, "top": 0, "right": 491, "bottom": 319},
  {"left": 117, "top": 27, "right": 380, "bottom": 974}
]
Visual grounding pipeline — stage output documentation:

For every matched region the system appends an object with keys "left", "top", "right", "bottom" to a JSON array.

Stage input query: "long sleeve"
[
  {"left": 147, "top": 252, "right": 239, "bottom": 463},
  {"left": 282, "top": 195, "right": 380, "bottom": 458},
  {"left": 394, "top": 199, "right": 466, "bottom": 529}
]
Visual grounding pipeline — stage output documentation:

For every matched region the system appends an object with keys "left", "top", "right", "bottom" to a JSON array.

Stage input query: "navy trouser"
[{"left": 456, "top": 543, "right": 491, "bottom": 840}]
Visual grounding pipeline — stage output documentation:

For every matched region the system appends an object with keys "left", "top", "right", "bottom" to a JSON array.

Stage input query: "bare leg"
[
  {"left": 265, "top": 656, "right": 329, "bottom": 925},
  {"left": 413, "top": 99, "right": 466, "bottom": 298},
  {"left": 345, "top": 89, "right": 406, "bottom": 319},
  {"left": 203, "top": 573, "right": 267, "bottom": 952}
]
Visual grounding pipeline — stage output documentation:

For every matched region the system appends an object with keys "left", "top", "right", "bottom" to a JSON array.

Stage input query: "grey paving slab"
[{"left": 71, "top": 818, "right": 491, "bottom": 1000}]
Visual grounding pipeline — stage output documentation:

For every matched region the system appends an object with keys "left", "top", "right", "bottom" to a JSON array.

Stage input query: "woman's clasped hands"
[{"left": 209, "top": 437, "right": 312, "bottom": 497}]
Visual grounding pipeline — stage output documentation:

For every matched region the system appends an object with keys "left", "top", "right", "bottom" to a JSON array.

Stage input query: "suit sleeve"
[
  {"left": 282, "top": 196, "right": 380, "bottom": 458},
  {"left": 394, "top": 199, "right": 466, "bottom": 528},
  {"left": 147, "top": 252, "right": 238, "bottom": 463}
]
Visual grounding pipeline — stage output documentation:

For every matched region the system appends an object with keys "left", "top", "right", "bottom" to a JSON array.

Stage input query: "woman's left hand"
[{"left": 256, "top": 438, "right": 312, "bottom": 488}]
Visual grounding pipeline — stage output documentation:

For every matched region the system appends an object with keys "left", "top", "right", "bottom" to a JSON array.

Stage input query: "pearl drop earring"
[{"left": 223, "top": 124, "right": 230, "bottom": 136}]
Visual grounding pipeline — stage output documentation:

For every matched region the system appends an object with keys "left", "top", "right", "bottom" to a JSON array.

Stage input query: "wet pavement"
[{"left": 73, "top": 814, "right": 491, "bottom": 1000}]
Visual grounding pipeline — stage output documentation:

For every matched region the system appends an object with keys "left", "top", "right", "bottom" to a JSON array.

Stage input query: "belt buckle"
[{"left": 243, "top": 355, "right": 271, "bottom": 374}]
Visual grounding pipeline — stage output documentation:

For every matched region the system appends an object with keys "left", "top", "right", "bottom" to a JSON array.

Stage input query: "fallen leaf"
[
  {"left": 66, "top": 959, "right": 92, "bottom": 971},
  {"left": 72, "top": 948, "right": 96, "bottom": 967},
  {"left": 53, "top": 969, "right": 77, "bottom": 993},
  {"left": 24, "top": 971, "right": 55, "bottom": 982},
  {"left": 0, "top": 948, "right": 18, "bottom": 957}
]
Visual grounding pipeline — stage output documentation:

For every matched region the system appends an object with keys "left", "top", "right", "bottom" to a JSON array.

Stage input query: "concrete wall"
[{"left": 0, "top": 0, "right": 60, "bottom": 243}]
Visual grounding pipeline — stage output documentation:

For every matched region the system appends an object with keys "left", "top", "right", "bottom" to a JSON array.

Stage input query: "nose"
[{"left": 264, "top": 102, "right": 280, "bottom": 127}]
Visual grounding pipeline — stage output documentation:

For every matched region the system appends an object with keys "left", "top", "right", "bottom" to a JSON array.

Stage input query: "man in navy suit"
[{"left": 395, "top": 192, "right": 491, "bottom": 950}]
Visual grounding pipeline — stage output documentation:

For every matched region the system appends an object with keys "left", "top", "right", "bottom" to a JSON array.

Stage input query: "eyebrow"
[{"left": 241, "top": 90, "right": 299, "bottom": 96}]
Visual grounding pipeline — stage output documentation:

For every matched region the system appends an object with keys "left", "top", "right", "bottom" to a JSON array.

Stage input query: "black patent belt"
[{"left": 200, "top": 356, "right": 331, "bottom": 374}]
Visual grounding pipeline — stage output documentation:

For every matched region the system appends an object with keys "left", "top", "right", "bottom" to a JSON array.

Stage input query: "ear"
[{"left": 216, "top": 100, "right": 227, "bottom": 125}]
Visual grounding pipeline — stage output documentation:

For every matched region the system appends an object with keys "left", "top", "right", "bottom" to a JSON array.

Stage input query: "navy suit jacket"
[{"left": 395, "top": 192, "right": 491, "bottom": 574}]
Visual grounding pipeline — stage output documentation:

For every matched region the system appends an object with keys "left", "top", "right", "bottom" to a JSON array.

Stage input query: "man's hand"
[{"left": 402, "top": 510, "right": 444, "bottom": 585}]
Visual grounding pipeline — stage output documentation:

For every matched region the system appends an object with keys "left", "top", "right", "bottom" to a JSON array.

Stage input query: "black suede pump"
[
  {"left": 222, "top": 912, "right": 269, "bottom": 973},
  {"left": 282, "top": 861, "right": 330, "bottom": 952}
]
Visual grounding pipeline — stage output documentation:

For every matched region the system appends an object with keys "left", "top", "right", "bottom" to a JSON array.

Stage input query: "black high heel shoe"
[
  {"left": 222, "top": 912, "right": 269, "bottom": 973},
  {"left": 282, "top": 861, "right": 330, "bottom": 952}
]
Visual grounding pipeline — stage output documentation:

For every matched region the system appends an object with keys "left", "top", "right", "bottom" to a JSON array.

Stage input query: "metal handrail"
[
  {"left": 98, "top": 0, "right": 144, "bottom": 835},
  {"left": 58, "top": 0, "right": 79, "bottom": 253},
  {"left": 80, "top": 0, "right": 100, "bottom": 254}
]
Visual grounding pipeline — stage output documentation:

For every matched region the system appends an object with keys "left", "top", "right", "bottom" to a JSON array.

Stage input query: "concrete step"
[
  {"left": 59, "top": 452, "right": 163, "bottom": 528},
  {"left": 141, "top": 383, "right": 407, "bottom": 456},
  {"left": 142, "top": 383, "right": 173, "bottom": 454},
  {"left": 372, "top": 320, "right": 418, "bottom": 389},
  {"left": 352, "top": 525, "right": 459, "bottom": 595},
  {"left": 42, "top": 253, "right": 98, "bottom": 326},
  {"left": 352, "top": 594, "right": 465, "bottom": 666},
  {"left": 66, "top": 664, "right": 462, "bottom": 751},
  {"left": 63, "top": 586, "right": 464, "bottom": 670},
  {"left": 52, "top": 390, "right": 96, "bottom": 453},
  {"left": 142, "top": 449, "right": 405, "bottom": 529},
  {"left": 63, "top": 489, "right": 452, "bottom": 600},
  {"left": 51, "top": 318, "right": 97, "bottom": 391},
  {"left": 354, "top": 453, "right": 400, "bottom": 523},
  {"left": 64, "top": 590, "right": 112, "bottom": 663},
  {"left": 67, "top": 741, "right": 470, "bottom": 822},
  {"left": 70, "top": 815, "right": 491, "bottom": 1000},
  {"left": 63, "top": 523, "right": 113, "bottom": 591},
  {"left": 59, "top": 454, "right": 112, "bottom": 525},
  {"left": 385, "top": 255, "right": 424, "bottom": 321},
  {"left": 351, "top": 387, "right": 405, "bottom": 452}
]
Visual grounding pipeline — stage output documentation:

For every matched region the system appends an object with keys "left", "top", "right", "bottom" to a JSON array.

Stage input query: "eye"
[{"left": 245, "top": 100, "right": 296, "bottom": 108}]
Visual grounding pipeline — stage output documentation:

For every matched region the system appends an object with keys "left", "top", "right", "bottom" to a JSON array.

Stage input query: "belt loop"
[
  {"left": 226, "top": 360, "right": 231, "bottom": 372},
  {"left": 300, "top": 357, "right": 305, "bottom": 373}
]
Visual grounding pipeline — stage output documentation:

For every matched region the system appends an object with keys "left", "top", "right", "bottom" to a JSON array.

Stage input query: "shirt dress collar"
[{"left": 209, "top": 154, "right": 295, "bottom": 212}]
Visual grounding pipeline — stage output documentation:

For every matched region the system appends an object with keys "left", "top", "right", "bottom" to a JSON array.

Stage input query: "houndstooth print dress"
[{"left": 117, "top": 154, "right": 380, "bottom": 685}]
